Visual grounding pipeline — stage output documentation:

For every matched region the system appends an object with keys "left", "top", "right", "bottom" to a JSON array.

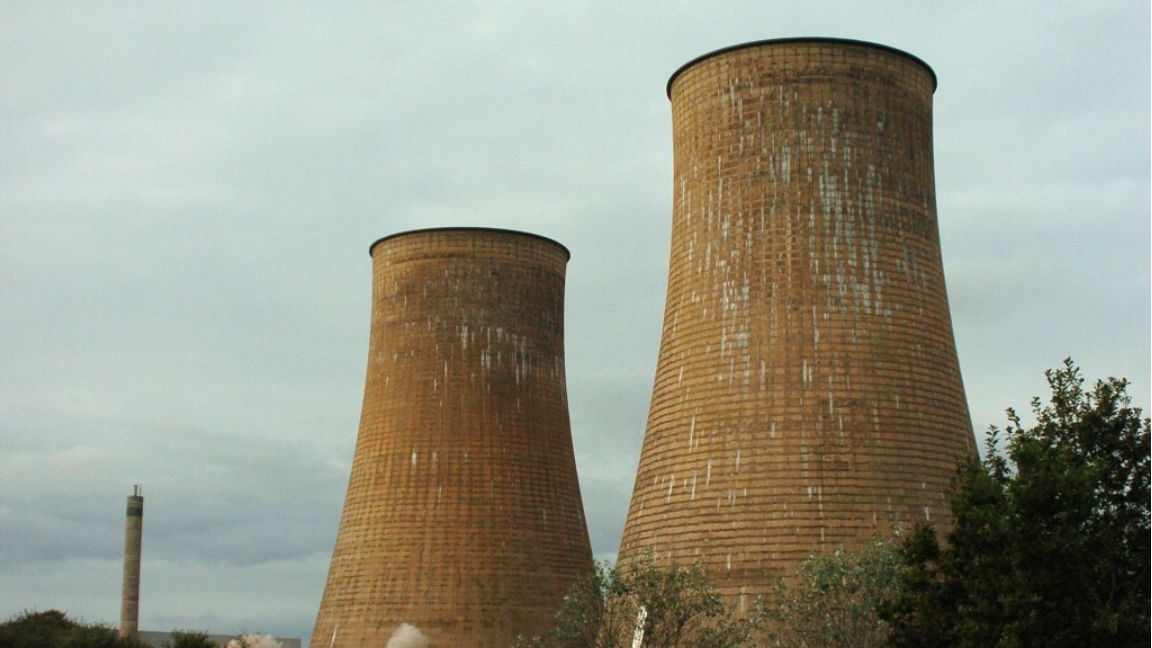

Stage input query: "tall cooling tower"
[
  {"left": 619, "top": 39, "right": 976, "bottom": 608},
  {"left": 311, "top": 228, "right": 592, "bottom": 648}
]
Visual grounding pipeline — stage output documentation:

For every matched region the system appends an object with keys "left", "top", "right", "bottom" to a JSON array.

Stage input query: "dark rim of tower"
[
  {"left": 369, "top": 227, "right": 571, "bottom": 260},
  {"left": 666, "top": 37, "right": 938, "bottom": 98}
]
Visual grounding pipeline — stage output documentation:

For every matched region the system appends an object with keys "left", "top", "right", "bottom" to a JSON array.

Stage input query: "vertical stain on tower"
[
  {"left": 619, "top": 38, "right": 976, "bottom": 606},
  {"left": 311, "top": 228, "right": 592, "bottom": 648}
]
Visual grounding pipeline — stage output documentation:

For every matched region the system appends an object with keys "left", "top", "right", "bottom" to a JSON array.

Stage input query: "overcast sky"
[{"left": 1, "top": 1, "right": 1148, "bottom": 644}]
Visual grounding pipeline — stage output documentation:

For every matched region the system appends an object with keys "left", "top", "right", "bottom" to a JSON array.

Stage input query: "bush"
[
  {"left": 766, "top": 536, "right": 902, "bottom": 648},
  {"left": 0, "top": 610, "right": 150, "bottom": 648},
  {"left": 520, "top": 557, "right": 756, "bottom": 648},
  {"left": 165, "top": 630, "right": 215, "bottom": 648}
]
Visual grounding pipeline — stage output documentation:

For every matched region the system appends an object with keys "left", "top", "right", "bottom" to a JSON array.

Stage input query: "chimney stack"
[{"left": 119, "top": 485, "right": 143, "bottom": 638}]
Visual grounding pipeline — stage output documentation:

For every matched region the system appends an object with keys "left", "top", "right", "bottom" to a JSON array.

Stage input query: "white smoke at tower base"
[
  {"left": 385, "top": 623, "right": 428, "bottom": 648},
  {"left": 225, "top": 634, "right": 283, "bottom": 648}
]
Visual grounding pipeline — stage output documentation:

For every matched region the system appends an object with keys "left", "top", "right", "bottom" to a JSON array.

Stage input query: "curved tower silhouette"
[
  {"left": 312, "top": 228, "right": 591, "bottom": 648},
  {"left": 619, "top": 39, "right": 976, "bottom": 609}
]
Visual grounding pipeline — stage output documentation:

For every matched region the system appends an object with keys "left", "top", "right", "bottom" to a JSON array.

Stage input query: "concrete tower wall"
[
  {"left": 311, "top": 228, "right": 592, "bottom": 648},
  {"left": 120, "top": 486, "right": 143, "bottom": 638},
  {"left": 619, "top": 39, "right": 976, "bottom": 610}
]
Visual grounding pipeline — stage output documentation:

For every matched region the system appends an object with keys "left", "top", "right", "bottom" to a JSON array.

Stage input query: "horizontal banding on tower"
[
  {"left": 313, "top": 227, "right": 590, "bottom": 648},
  {"left": 621, "top": 38, "right": 973, "bottom": 616}
]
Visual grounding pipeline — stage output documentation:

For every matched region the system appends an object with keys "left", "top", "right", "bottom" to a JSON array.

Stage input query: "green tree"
[
  {"left": 0, "top": 610, "right": 150, "bottom": 648},
  {"left": 164, "top": 630, "right": 215, "bottom": 648},
  {"left": 766, "top": 536, "right": 902, "bottom": 648},
  {"left": 520, "top": 557, "right": 756, "bottom": 648},
  {"left": 885, "top": 360, "right": 1150, "bottom": 648},
  {"left": 0, "top": 610, "right": 73, "bottom": 648}
]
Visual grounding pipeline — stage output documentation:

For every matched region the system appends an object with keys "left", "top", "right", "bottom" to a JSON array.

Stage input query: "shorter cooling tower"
[{"left": 311, "top": 228, "right": 592, "bottom": 648}]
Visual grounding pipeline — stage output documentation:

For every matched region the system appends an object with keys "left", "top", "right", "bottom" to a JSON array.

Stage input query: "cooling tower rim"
[
  {"left": 666, "top": 37, "right": 937, "bottom": 98},
  {"left": 369, "top": 227, "right": 570, "bottom": 260}
]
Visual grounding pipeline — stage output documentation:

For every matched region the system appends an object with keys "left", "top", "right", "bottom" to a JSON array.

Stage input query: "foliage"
[
  {"left": 0, "top": 610, "right": 150, "bottom": 648},
  {"left": 164, "top": 630, "right": 215, "bottom": 648},
  {"left": 884, "top": 359, "right": 1151, "bottom": 648},
  {"left": 519, "top": 557, "right": 756, "bottom": 648},
  {"left": 765, "top": 536, "right": 902, "bottom": 648}
]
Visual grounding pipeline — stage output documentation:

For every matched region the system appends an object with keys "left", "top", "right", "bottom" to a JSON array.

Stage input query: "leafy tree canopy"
[
  {"left": 164, "top": 630, "right": 215, "bottom": 648},
  {"left": 766, "top": 536, "right": 902, "bottom": 648},
  {"left": 519, "top": 557, "right": 757, "bottom": 648},
  {"left": 885, "top": 359, "right": 1150, "bottom": 648},
  {"left": 0, "top": 610, "right": 150, "bottom": 648}
]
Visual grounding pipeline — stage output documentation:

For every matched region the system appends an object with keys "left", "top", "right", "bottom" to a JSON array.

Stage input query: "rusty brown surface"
[
  {"left": 619, "top": 40, "right": 976, "bottom": 613},
  {"left": 312, "top": 228, "right": 591, "bottom": 648}
]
